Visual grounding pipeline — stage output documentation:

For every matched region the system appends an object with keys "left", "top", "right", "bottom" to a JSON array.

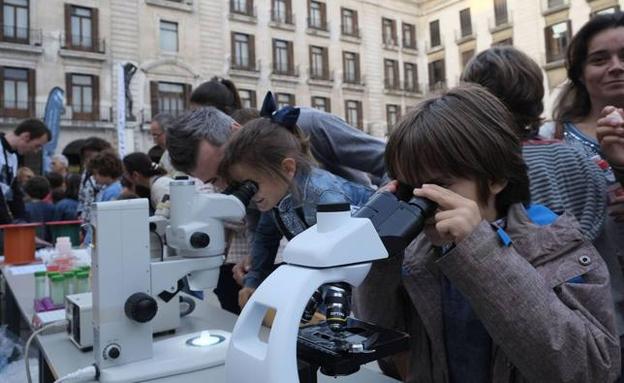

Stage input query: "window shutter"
[
  {"left": 308, "top": 46, "right": 313, "bottom": 77},
  {"left": 65, "top": 73, "right": 73, "bottom": 106},
  {"left": 249, "top": 34, "right": 256, "bottom": 70},
  {"left": 0, "top": 5, "right": 4, "bottom": 41},
  {"left": 286, "top": 0, "right": 292, "bottom": 23},
  {"left": 353, "top": 10, "right": 359, "bottom": 34},
  {"left": 0, "top": 67, "right": 4, "bottom": 110},
  {"left": 246, "top": 0, "right": 253, "bottom": 16},
  {"left": 357, "top": 101, "right": 363, "bottom": 130},
  {"left": 230, "top": 33, "right": 236, "bottom": 66},
  {"left": 150, "top": 81, "right": 159, "bottom": 119},
  {"left": 322, "top": 47, "right": 329, "bottom": 79},
  {"left": 320, "top": 2, "right": 326, "bottom": 29},
  {"left": 92, "top": 75, "right": 100, "bottom": 120},
  {"left": 391, "top": 20, "right": 397, "bottom": 44},
  {"left": 342, "top": 52, "right": 347, "bottom": 82},
  {"left": 183, "top": 84, "right": 192, "bottom": 110},
  {"left": 272, "top": 39, "right": 277, "bottom": 72},
  {"left": 28, "top": 69, "right": 36, "bottom": 116},
  {"left": 250, "top": 90, "right": 257, "bottom": 108},
  {"left": 92, "top": 8, "right": 99, "bottom": 52},
  {"left": 64, "top": 4, "right": 72, "bottom": 48},
  {"left": 288, "top": 41, "right": 294, "bottom": 74},
  {"left": 326, "top": 97, "right": 331, "bottom": 113}
]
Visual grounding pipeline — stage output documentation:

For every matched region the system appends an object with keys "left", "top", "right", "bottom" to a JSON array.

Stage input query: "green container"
[
  {"left": 75, "top": 272, "right": 89, "bottom": 294},
  {"left": 46, "top": 220, "right": 82, "bottom": 247},
  {"left": 49, "top": 274, "right": 65, "bottom": 305}
]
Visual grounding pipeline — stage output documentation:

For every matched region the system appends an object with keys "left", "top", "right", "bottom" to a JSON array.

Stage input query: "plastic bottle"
[
  {"left": 75, "top": 272, "right": 89, "bottom": 294},
  {"left": 50, "top": 274, "right": 65, "bottom": 306},
  {"left": 63, "top": 271, "right": 75, "bottom": 296},
  {"left": 594, "top": 157, "right": 624, "bottom": 204},
  {"left": 34, "top": 271, "right": 47, "bottom": 300}
]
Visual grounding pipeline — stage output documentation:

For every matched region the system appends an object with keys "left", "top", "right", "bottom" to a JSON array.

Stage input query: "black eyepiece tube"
[
  {"left": 223, "top": 180, "right": 259, "bottom": 207},
  {"left": 354, "top": 192, "right": 437, "bottom": 257}
]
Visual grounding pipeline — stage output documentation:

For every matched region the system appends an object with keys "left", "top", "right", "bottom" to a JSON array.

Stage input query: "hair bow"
[{"left": 259, "top": 91, "right": 300, "bottom": 131}]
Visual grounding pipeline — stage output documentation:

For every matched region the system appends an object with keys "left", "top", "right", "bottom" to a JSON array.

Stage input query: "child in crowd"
[
  {"left": 45, "top": 172, "right": 65, "bottom": 203},
  {"left": 24, "top": 176, "right": 55, "bottom": 242},
  {"left": 53, "top": 174, "right": 81, "bottom": 221},
  {"left": 353, "top": 85, "right": 620, "bottom": 382},
  {"left": 87, "top": 151, "right": 123, "bottom": 202},
  {"left": 219, "top": 95, "right": 375, "bottom": 308},
  {"left": 122, "top": 152, "right": 172, "bottom": 216}
]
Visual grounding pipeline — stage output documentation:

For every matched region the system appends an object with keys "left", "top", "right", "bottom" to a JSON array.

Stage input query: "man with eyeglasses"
[{"left": 150, "top": 113, "right": 175, "bottom": 174}]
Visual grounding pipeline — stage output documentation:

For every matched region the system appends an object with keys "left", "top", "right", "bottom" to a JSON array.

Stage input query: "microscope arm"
[{"left": 150, "top": 256, "right": 225, "bottom": 298}]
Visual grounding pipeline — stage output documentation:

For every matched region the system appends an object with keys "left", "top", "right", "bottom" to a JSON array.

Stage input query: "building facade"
[{"left": 0, "top": 0, "right": 622, "bottom": 161}]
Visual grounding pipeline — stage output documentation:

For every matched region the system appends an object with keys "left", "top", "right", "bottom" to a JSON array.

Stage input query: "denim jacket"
[{"left": 244, "top": 167, "right": 374, "bottom": 288}]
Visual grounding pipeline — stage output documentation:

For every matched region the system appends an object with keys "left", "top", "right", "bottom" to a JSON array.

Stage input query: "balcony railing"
[
  {"left": 404, "top": 81, "right": 420, "bottom": 93},
  {"left": 341, "top": 26, "right": 360, "bottom": 38},
  {"left": 271, "top": 10, "right": 294, "bottom": 25},
  {"left": 60, "top": 33, "right": 106, "bottom": 54},
  {"left": 0, "top": 25, "right": 42, "bottom": 45},
  {"left": 271, "top": 64, "right": 298, "bottom": 77},
  {"left": 343, "top": 74, "right": 361, "bottom": 84},
  {"left": 307, "top": 17, "right": 328, "bottom": 31},
  {"left": 309, "top": 69, "right": 333, "bottom": 82},
  {"left": 384, "top": 79, "right": 401, "bottom": 90},
  {"left": 402, "top": 39, "right": 418, "bottom": 50},
  {"left": 383, "top": 36, "right": 399, "bottom": 48},
  {"left": 428, "top": 80, "right": 447, "bottom": 93},
  {"left": 0, "top": 101, "right": 114, "bottom": 122}
]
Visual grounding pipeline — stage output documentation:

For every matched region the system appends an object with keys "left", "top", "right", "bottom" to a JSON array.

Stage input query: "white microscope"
[
  {"left": 89, "top": 177, "right": 257, "bottom": 382},
  {"left": 226, "top": 191, "right": 436, "bottom": 383}
]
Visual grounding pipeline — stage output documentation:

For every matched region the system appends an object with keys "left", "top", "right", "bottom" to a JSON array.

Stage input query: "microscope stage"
[{"left": 297, "top": 318, "right": 409, "bottom": 377}]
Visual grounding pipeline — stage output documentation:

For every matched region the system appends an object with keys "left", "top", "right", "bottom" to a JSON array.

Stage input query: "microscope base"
[{"left": 99, "top": 330, "right": 230, "bottom": 383}]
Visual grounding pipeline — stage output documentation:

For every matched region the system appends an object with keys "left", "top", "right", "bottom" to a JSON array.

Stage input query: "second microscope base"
[
  {"left": 296, "top": 318, "right": 409, "bottom": 381},
  {"left": 99, "top": 330, "right": 230, "bottom": 383}
]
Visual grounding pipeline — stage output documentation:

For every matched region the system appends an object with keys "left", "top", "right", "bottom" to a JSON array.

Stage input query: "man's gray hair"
[
  {"left": 151, "top": 112, "right": 175, "bottom": 133},
  {"left": 52, "top": 154, "right": 69, "bottom": 167},
  {"left": 166, "top": 106, "right": 235, "bottom": 174}
]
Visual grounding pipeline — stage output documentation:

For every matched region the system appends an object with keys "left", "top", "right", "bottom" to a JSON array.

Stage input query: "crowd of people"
[{"left": 0, "top": 11, "right": 622, "bottom": 383}]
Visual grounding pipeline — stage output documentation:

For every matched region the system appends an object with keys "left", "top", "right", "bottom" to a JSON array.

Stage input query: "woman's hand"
[
  {"left": 232, "top": 256, "right": 251, "bottom": 286},
  {"left": 597, "top": 106, "right": 624, "bottom": 169},
  {"left": 413, "top": 184, "right": 482, "bottom": 244}
]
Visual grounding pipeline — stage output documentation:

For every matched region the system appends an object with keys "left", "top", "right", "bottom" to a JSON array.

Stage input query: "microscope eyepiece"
[{"left": 223, "top": 180, "right": 259, "bottom": 207}]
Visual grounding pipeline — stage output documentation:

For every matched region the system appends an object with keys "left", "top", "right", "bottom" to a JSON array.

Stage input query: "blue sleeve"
[
  {"left": 298, "top": 108, "right": 387, "bottom": 180},
  {"left": 244, "top": 211, "right": 283, "bottom": 289},
  {"left": 99, "top": 183, "right": 122, "bottom": 202}
]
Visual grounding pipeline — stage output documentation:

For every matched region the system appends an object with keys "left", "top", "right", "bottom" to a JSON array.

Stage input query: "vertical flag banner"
[
  {"left": 116, "top": 63, "right": 126, "bottom": 158},
  {"left": 42, "top": 87, "right": 65, "bottom": 173}
]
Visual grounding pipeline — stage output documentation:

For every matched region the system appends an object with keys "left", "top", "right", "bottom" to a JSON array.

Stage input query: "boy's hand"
[
  {"left": 413, "top": 184, "right": 482, "bottom": 244},
  {"left": 597, "top": 106, "right": 624, "bottom": 168},
  {"left": 238, "top": 287, "right": 255, "bottom": 309},
  {"left": 232, "top": 256, "right": 251, "bottom": 286}
]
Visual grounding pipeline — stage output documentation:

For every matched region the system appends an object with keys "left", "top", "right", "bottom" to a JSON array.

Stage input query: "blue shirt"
[
  {"left": 96, "top": 181, "right": 122, "bottom": 202},
  {"left": 54, "top": 198, "right": 79, "bottom": 221}
]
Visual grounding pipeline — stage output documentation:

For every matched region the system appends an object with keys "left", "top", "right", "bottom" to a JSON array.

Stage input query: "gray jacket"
[{"left": 353, "top": 204, "right": 620, "bottom": 383}]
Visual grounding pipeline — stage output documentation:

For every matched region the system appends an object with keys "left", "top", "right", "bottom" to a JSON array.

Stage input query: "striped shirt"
[{"left": 522, "top": 141, "right": 607, "bottom": 241}]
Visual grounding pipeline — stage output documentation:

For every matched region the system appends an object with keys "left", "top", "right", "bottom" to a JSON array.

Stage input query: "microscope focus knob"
[
  {"left": 124, "top": 293, "right": 158, "bottom": 323},
  {"left": 190, "top": 232, "right": 210, "bottom": 248}
]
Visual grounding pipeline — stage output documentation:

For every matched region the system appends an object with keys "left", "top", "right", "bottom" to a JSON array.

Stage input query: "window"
[
  {"left": 382, "top": 18, "right": 397, "bottom": 45},
  {"left": 547, "top": 0, "right": 565, "bottom": 9},
  {"left": 345, "top": 100, "right": 362, "bottom": 129},
  {"left": 430, "top": 20, "right": 441, "bottom": 48},
  {"left": 231, "top": 0, "right": 252, "bottom": 15},
  {"left": 309, "top": 46, "right": 328, "bottom": 80},
  {"left": 386, "top": 105, "right": 400, "bottom": 132},
  {"left": 402, "top": 23, "right": 416, "bottom": 49},
  {"left": 160, "top": 20, "right": 178, "bottom": 52},
  {"left": 231, "top": 32, "right": 255, "bottom": 69},
  {"left": 308, "top": 1, "right": 326, "bottom": 30},
  {"left": 384, "top": 59, "right": 399, "bottom": 89},
  {"left": 591, "top": 6, "right": 620, "bottom": 18},
  {"left": 459, "top": 8, "right": 472, "bottom": 38},
  {"left": 404, "top": 63, "right": 418, "bottom": 92},
  {"left": 150, "top": 81, "right": 190, "bottom": 117},
  {"left": 341, "top": 8, "right": 358, "bottom": 36},
  {"left": 492, "top": 38, "right": 513, "bottom": 46},
  {"left": 272, "top": 0, "right": 292, "bottom": 24},
  {"left": 276, "top": 93, "right": 295, "bottom": 108},
  {"left": 2, "top": 0, "right": 29, "bottom": 43},
  {"left": 273, "top": 39, "right": 294, "bottom": 75},
  {"left": 67, "top": 74, "right": 100, "bottom": 120},
  {"left": 545, "top": 21, "right": 571, "bottom": 62},
  {"left": 461, "top": 50, "right": 475, "bottom": 69},
  {"left": 343, "top": 51, "right": 360, "bottom": 84},
  {"left": 1, "top": 66, "right": 34, "bottom": 117},
  {"left": 311, "top": 96, "right": 330, "bottom": 113},
  {"left": 239, "top": 89, "right": 257, "bottom": 108},
  {"left": 65, "top": 5, "right": 99, "bottom": 51},
  {"left": 428, "top": 59, "right": 446, "bottom": 91},
  {"left": 493, "top": 0, "right": 508, "bottom": 27}
]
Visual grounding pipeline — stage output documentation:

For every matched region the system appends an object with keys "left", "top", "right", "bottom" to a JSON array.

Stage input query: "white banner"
[{"left": 116, "top": 63, "right": 126, "bottom": 158}]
